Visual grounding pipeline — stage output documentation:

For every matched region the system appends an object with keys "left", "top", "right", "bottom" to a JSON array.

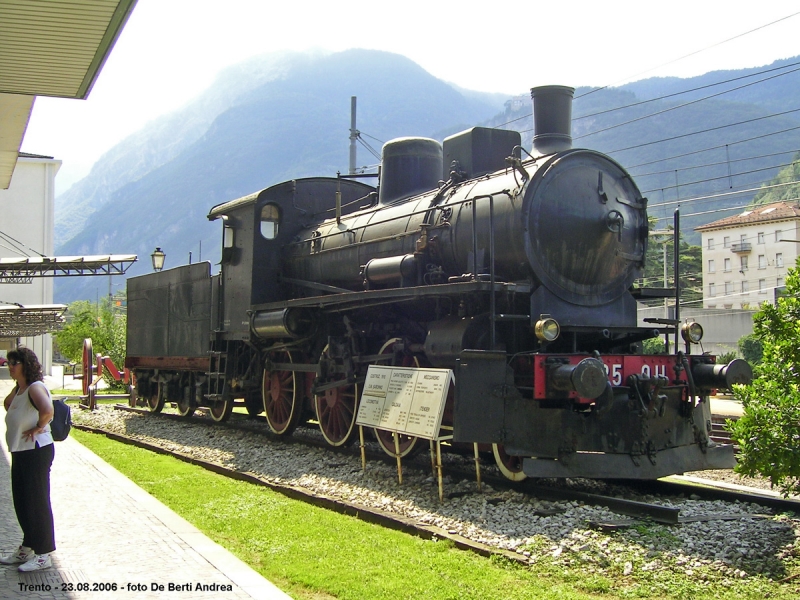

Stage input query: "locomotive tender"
[{"left": 126, "top": 85, "right": 751, "bottom": 480}]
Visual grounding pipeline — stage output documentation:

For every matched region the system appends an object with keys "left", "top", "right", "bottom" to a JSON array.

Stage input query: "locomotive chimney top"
[{"left": 530, "top": 85, "right": 574, "bottom": 154}]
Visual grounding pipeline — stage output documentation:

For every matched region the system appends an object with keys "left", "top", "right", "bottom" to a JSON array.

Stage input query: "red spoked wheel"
[
  {"left": 262, "top": 350, "right": 301, "bottom": 435},
  {"left": 492, "top": 444, "right": 528, "bottom": 482},
  {"left": 314, "top": 346, "right": 359, "bottom": 447},
  {"left": 81, "top": 338, "right": 93, "bottom": 397},
  {"left": 373, "top": 338, "right": 424, "bottom": 458},
  {"left": 208, "top": 400, "right": 233, "bottom": 422}
]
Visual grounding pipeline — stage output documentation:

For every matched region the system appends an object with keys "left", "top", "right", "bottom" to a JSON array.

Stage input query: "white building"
[
  {"left": 696, "top": 201, "right": 800, "bottom": 309},
  {"left": 0, "top": 153, "right": 61, "bottom": 371}
]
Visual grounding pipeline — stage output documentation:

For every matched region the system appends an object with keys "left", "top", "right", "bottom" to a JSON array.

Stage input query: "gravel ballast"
[{"left": 73, "top": 406, "right": 800, "bottom": 582}]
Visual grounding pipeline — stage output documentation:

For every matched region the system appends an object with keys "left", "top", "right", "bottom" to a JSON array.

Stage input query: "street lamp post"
[{"left": 151, "top": 247, "right": 166, "bottom": 272}]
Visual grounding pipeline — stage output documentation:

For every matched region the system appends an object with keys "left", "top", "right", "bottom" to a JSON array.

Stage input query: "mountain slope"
[{"left": 54, "top": 49, "right": 504, "bottom": 301}]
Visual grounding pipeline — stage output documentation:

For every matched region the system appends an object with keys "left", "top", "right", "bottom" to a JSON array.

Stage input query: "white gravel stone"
[{"left": 74, "top": 406, "right": 800, "bottom": 579}]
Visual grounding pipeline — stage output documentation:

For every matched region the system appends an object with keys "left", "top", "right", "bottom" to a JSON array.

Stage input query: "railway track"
[
  {"left": 97, "top": 404, "right": 798, "bottom": 524},
  {"left": 70, "top": 403, "right": 800, "bottom": 580}
]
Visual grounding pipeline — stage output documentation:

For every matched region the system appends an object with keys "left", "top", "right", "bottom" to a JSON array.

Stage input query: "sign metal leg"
[
  {"left": 437, "top": 440, "right": 444, "bottom": 502},
  {"left": 473, "top": 443, "right": 482, "bottom": 492},
  {"left": 394, "top": 432, "right": 403, "bottom": 484},
  {"left": 359, "top": 425, "right": 366, "bottom": 472}
]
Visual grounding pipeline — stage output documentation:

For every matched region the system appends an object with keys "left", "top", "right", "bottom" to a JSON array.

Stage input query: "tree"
[
  {"left": 729, "top": 257, "right": 800, "bottom": 496},
  {"left": 640, "top": 225, "right": 703, "bottom": 308},
  {"left": 54, "top": 299, "right": 127, "bottom": 388},
  {"left": 737, "top": 334, "right": 763, "bottom": 365},
  {"left": 751, "top": 151, "right": 800, "bottom": 206}
]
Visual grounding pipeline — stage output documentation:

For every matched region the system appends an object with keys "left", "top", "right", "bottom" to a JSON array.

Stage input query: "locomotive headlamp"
[
  {"left": 681, "top": 321, "right": 704, "bottom": 344},
  {"left": 534, "top": 316, "right": 560, "bottom": 342}
]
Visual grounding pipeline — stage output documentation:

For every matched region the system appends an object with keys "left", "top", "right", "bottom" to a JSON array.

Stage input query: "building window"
[
  {"left": 758, "top": 232, "right": 765, "bottom": 244},
  {"left": 740, "top": 256, "right": 748, "bottom": 271},
  {"left": 758, "top": 254, "right": 767, "bottom": 269},
  {"left": 707, "top": 238, "right": 714, "bottom": 250},
  {"left": 740, "top": 233, "right": 747, "bottom": 244},
  {"left": 724, "top": 258, "right": 731, "bottom": 272},
  {"left": 725, "top": 281, "right": 733, "bottom": 295},
  {"left": 709, "top": 283, "right": 716, "bottom": 297},
  {"left": 742, "top": 280, "right": 749, "bottom": 293},
  {"left": 759, "top": 279, "right": 766, "bottom": 294},
  {"left": 708, "top": 259, "right": 715, "bottom": 273},
  {"left": 776, "top": 252, "right": 784, "bottom": 267},
  {"left": 724, "top": 236, "right": 731, "bottom": 248},
  {"left": 775, "top": 229, "right": 782, "bottom": 243}
]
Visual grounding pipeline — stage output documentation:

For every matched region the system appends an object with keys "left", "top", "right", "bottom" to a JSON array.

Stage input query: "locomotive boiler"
[{"left": 126, "top": 85, "right": 751, "bottom": 480}]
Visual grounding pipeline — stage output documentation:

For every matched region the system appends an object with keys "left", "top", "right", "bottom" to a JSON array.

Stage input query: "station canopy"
[
  {"left": 0, "top": 0, "right": 138, "bottom": 188},
  {"left": 0, "top": 303, "right": 67, "bottom": 338},
  {"left": 0, "top": 254, "right": 137, "bottom": 283}
]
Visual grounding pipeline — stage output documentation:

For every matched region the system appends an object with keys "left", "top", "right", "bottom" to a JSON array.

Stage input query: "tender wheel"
[
  {"left": 314, "top": 346, "right": 359, "bottom": 446},
  {"left": 208, "top": 400, "right": 233, "bottom": 422},
  {"left": 492, "top": 444, "right": 528, "bottom": 482},
  {"left": 146, "top": 381, "right": 165, "bottom": 414},
  {"left": 176, "top": 381, "right": 195, "bottom": 418},
  {"left": 373, "top": 338, "right": 423, "bottom": 458},
  {"left": 262, "top": 350, "right": 301, "bottom": 435},
  {"left": 81, "top": 338, "right": 93, "bottom": 397}
]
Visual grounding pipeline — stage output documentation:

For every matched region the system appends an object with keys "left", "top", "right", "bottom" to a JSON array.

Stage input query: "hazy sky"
[{"left": 19, "top": 0, "right": 800, "bottom": 195}]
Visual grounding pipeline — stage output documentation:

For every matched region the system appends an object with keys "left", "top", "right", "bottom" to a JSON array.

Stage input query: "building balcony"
[{"left": 730, "top": 242, "right": 752, "bottom": 253}]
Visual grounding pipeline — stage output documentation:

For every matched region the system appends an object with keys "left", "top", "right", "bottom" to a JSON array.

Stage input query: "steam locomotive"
[{"left": 125, "top": 85, "right": 751, "bottom": 480}]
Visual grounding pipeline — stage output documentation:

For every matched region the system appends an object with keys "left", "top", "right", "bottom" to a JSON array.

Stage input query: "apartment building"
[{"left": 696, "top": 201, "right": 800, "bottom": 309}]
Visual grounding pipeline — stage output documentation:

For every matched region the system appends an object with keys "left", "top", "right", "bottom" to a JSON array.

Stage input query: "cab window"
[{"left": 260, "top": 204, "right": 280, "bottom": 239}]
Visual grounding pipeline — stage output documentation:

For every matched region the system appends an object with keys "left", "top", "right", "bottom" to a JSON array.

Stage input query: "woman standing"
[{"left": 0, "top": 347, "right": 55, "bottom": 572}]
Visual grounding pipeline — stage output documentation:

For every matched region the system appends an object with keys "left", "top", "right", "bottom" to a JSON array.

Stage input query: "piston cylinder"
[
  {"left": 251, "top": 308, "right": 315, "bottom": 339},
  {"left": 363, "top": 254, "right": 418, "bottom": 287}
]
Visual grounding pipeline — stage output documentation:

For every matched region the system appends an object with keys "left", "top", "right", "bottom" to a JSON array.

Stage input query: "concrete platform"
[
  {"left": 710, "top": 395, "right": 743, "bottom": 417},
  {"left": 0, "top": 373, "right": 290, "bottom": 599}
]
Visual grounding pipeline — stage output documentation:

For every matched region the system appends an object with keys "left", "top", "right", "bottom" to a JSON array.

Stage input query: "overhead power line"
[
  {"left": 574, "top": 60, "right": 800, "bottom": 121},
  {"left": 575, "top": 10, "right": 800, "bottom": 100},
  {"left": 574, "top": 65, "right": 800, "bottom": 140}
]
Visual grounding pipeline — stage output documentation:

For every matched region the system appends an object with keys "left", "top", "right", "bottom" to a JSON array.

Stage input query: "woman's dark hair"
[{"left": 7, "top": 347, "right": 43, "bottom": 385}]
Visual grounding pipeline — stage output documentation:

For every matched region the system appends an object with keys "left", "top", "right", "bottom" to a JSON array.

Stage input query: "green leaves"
[
  {"left": 54, "top": 299, "right": 126, "bottom": 388},
  {"left": 730, "top": 258, "right": 800, "bottom": 496}
]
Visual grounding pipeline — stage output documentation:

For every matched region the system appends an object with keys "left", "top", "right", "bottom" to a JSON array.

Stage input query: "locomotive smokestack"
[{"left": 530, "top": 85, "right": 574, "bottom": 154}]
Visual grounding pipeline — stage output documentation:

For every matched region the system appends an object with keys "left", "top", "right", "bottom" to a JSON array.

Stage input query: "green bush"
[
  {"left": 729, "top": 258, "right": 800, "bottom": 496},
  {"left": 737, "top": 334, "right": 763, "bottom": 365}
]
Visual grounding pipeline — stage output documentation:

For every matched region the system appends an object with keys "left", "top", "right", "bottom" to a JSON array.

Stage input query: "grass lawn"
[{"left": 72, "top": 430, "right": 800, "bottom": 600}]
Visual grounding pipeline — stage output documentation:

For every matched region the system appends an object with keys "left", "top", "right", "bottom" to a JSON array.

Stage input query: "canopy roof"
[
  {"left": 0, "top": 0, "right": 137, "bottom": 187},
  {"left": 0, "top": 304, "right": 67, "bottom": 338}
]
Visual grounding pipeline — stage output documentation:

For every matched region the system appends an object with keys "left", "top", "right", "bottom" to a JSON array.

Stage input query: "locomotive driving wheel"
[
  {"left": 373, "top": 338, "right": 424, "bottom": 458},
  {"left": 262, "top": 350, "right": 301, "bottom": 435},
  {"left": 492, "top": 444, "right": 528, "bottom": 482},
  {"left": 314, "top": 345, "right": 359, "bottom": 447}
]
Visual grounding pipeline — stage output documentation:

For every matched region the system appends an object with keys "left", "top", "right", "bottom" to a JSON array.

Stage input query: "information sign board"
[{"left": 356, "top": 365, "right": 452, "bottom": 440}]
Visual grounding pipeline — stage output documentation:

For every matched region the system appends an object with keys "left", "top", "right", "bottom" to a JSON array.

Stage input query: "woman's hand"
[{"left": 21, "top": 426, "right": 43, "bottom": 441}]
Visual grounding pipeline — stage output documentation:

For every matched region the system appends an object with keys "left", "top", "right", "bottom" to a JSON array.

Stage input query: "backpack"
[
  {"left": 50, "top": 398, "right": 72, "bottom": 441},
  {"left": 29, "top": 391, "right": 72, "bottom": 441}
]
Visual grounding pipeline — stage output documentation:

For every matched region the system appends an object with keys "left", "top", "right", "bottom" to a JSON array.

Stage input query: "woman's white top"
[{"left": 5, "top": 381, "right": 54, "bottom": 452}]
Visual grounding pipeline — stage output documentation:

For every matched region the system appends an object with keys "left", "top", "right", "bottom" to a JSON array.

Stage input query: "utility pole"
[{"left": 349, "top": 96, "right": 357, "bottom": 175}]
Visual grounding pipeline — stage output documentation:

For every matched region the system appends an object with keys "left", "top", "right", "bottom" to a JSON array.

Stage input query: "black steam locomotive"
[{"left": 125, "top": 86, "right": 751, "bottom": 480}]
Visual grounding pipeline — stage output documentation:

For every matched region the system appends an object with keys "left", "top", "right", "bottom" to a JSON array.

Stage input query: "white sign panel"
[{"left": 356, "top": 365, "right": 452, "bottom": 440}]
